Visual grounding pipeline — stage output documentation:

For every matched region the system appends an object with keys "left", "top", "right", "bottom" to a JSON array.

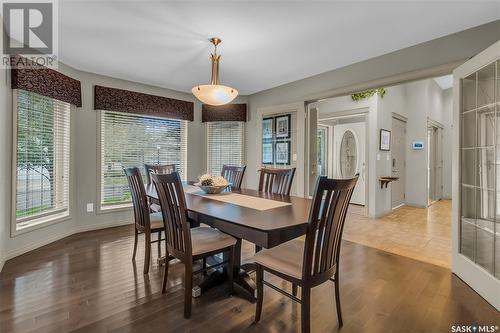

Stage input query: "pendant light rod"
[{"left": 210, "top": 37, "right": 221, "bottom": 85}]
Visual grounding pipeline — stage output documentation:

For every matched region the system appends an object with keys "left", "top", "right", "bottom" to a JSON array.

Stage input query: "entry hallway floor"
[
  {"left": 1, "top": 222, "right": 498, "bottom": 333},
  {"left": 344, "top": 200, "right": 451, "bottom": 268}
]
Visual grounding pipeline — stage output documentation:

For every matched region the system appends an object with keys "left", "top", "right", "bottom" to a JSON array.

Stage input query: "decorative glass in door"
[
  {"left": 339, "top": 130, "right": 357, "bottom": 178},
  {"left": 459, "top": 60, "right": 499, "bottom": 277},
  {"left": 317, "top": 127, "right": 327, "bottom": 176}
]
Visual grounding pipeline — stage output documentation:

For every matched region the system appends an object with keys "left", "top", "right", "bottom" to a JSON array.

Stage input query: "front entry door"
[
  {"left": 391, "top": 117, "right": 406, "bottom": 208},
  {"left": 333, "top": 122, "right": 366, "bottom": 205}
]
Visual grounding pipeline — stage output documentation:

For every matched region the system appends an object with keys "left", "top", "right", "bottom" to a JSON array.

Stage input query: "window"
[
  {"left": 14, "top": 90, "right": 71, "bottom": 230},
  {"left": 100, "top": 111, "right": 187, "bottom": 208},
  {"left": 207, "top": 121, "right": 244, "bottom": 176},
  {"left": 317, "top": 126, "right": 328, "bottom": 176}
]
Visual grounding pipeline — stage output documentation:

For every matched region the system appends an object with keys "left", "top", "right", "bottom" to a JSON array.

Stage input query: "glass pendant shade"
[
  {"left": 192, "top": 37, "right": 238, "bottom": 106},
  {"left": 192, "top": 84, "right": 238, "bottom": 106}
]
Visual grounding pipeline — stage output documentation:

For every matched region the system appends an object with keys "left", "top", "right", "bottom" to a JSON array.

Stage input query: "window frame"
[
  {"left": 10, "top": 90, "right": 73, "bottom": 237},
  {"left": 96, "top": 110, "right": 188, "bottom": 213},
  {"left": 206, "top": 121, "right": 245, "bottom": 177}
]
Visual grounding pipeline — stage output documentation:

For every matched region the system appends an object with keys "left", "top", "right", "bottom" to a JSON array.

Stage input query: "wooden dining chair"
[
  {"left": 124, "top": 167, "right": 165, "bottom": 274},
  {"left": 144, "top": 163, "right": 176, "bottom": 184},
  {"left": 253, "top": 174, "right": 359, "bottom": 333},
  {"left": 258, "top": 167, "right": 296, "bottom": 195},
  {"left": 144, "top": 163, "right": 176, "bottom": 212},
  {"left": 151, "top": 172, "right": 237, "bottom": 319},
  {"left": 221, "top": 164, "right": 246, "bottom": 189}
]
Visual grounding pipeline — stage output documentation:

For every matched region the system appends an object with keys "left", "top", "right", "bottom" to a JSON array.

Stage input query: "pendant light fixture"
[{"left": 192, "top": 37, "right": 238, "bottom": 106}]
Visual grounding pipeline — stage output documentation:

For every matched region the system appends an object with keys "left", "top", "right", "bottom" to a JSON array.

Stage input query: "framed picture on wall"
[
  {"left": 275, "top": 114, "right": 291, "bottom": 139},
  {"left": 380, "top": 129, "right": 391, "bottom": 151},
  {"left": 275, "top": 141, "right": 290, "bottom": 165},
  {"left": 262, "top": 117, "right": 274, "bottom": 140},
  {"left": 262, "top": 142, "right": 274, "bottom": 164}
]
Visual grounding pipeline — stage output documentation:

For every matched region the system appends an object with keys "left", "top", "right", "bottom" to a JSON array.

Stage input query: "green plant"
[{"left": 351, "top": 88, "right": 386, "bottom": 101}]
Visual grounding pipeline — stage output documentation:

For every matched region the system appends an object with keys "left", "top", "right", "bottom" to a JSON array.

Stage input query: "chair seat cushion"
[
  {"left": 253, "top": 238, "right": 304, "bottom": 280},
  {"left": 150, "top": 212, "right": 165, "bottom": 231},
  {"left": 191, "top": 227, "right": 237, "bottom": 256},
  {"left": 149, "top": 203, "right": 161, "bottom": 213}
]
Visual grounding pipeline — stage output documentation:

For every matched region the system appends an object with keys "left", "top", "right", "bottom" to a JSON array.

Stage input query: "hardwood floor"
[
  {"left": 343, "top": 200, "right": 452, "bottom": 268},
  {"left": 0, "top": 223, "right": 498, "bottom": 333}
]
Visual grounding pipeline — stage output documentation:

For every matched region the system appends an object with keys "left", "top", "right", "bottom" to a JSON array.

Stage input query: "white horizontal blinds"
[
  {"left": 207, "top": 121, "right": 244, "bottom": 176},
  {"left": 101, "top": 111, "right": 187, "bottom": 206},
  {"left": 15, "top": 90, "right": 71, "bottom": 226}
]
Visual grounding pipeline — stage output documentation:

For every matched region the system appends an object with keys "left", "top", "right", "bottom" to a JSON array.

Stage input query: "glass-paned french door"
[{"left": 454, "top": 40, "right": 499, "bottom": 310}]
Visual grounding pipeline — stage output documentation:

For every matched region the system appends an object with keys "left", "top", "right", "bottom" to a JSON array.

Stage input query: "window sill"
[
  {"left": 97, "top": 203, "right": 133, "bottom": 215},
  {"left": 12, "top": 211, "right": 71, "bottom": 237}
]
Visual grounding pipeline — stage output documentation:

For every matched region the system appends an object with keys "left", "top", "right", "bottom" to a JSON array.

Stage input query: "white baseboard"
[{"left": 2, "top": 220, "right": 133, "bottom": 267}]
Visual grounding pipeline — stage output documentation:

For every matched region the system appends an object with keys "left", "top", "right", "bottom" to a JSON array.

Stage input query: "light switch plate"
[
  {"left": 86, "top": 203, "right": 94, "bottom": 213},
  {"left": 292, "top": 153, "right": 297, "bottom": 162},
  {"left": 377, "top": 154, "right": 380, "bottom": 161},
  {"left": 386, "top": 155, "right": 390, "bottom": 160}
]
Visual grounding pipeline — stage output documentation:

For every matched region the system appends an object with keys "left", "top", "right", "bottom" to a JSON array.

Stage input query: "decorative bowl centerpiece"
[{"left": 195, "top": 174, "right": 231, "bottom": 194}]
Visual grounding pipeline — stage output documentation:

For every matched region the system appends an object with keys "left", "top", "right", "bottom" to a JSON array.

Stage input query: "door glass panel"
[
  {"left": 477, "top": 63, "right": 496, "bottom": 108},
  {"left": 317, "top": 127, "right": 327, "bottom": 176},
  {"left": 461, "top": 149, "right": 476, "bottom": 186},
  {"left": 462, "top": 73, "right": 476, "bottom": 112},
  {"left": 476, "top": 228, "right": 494, "bottom": 273},
  {"left": 477, "top": 107, "right": 495, "bottom": 147},
  {"left": 461, "top": 111, "right": 476, "bottom": 148},
  {"left": 461, "top": 186, "right": 476, "bottom": 220},
  {"left": 339, "top": 130, "right": 357, "bottom": 177},
  {"left": 476, "top": 189, "right": 495, "bottom": 222},
  {"left": 461, "top": 219, "right": 475, "bottom": 261},
  {"left": 477, "top": 147, "right": 495, "bottom": 190}
]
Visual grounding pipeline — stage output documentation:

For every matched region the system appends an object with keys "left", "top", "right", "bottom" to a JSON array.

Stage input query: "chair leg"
[
  {"left": 254, "top": 264, "right": 264, "bottom": 323},
  {"left": 184, "top": 262, "right": 193, "bottom": 319},
  {"left": 301, "top": 287, "right": 311, "bottom": 333},
  {"left": 157, "top": 230, "right": 162, "bottom": 258},
  {"left": 292, "top": 283, "right": 298, "bottom": 296},
  {"left": 132, "top": 228, "right": 138, "bottom": 261},
  {"left": 202, "top": 257, "right": 207, "bottom": 276},
  {"left": 161, "top": 255, "right": 170, "bottom": 294},
  {"left": 334, "top": 272, "right": 343, "bottom": 327},
  {"left": 227, "top": 247, "right": 234, "bottom": 295},
  {"left": 143, "top": 232, "right": 151, "bottom": 274}
]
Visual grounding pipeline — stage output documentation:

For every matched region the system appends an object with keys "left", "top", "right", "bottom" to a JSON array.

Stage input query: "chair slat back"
[
  {"left": 144, "top": 163, "right": 176, "bottom": 184},
  {"left": 151, "top": 172, "right": 191, "bottom": 259},
  {"left": 221, "top": 165, "right": 246, "bottom": 189},
  {"left": 258, "top": 167, "right": 296, "bottom": 195},
  {"left": 302, "top": 175, "right": 359, "bottom": 281},
  {"left": 124, "top": 167, "right": 151, "bottom": 229}
]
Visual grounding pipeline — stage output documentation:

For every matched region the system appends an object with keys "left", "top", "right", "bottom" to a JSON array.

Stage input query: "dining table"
[{"left": 145, "top": 182, "right": 311, "bottom": 301}]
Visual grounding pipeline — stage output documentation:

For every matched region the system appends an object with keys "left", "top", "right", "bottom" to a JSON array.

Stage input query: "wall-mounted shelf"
[{"left": 379, "top": 176, "right": 399, "bottom": 189}]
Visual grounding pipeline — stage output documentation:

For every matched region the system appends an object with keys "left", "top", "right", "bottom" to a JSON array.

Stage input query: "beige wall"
[{"left": 0, "top": 61, "right": 247, "bottom": 265}]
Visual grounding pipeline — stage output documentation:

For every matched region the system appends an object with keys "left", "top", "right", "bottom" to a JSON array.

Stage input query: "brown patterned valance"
[
  {"left": 11, "top": 56, "right": 82, "bottom": 107},
  {"left": 202, "top": 104, "right": 247, "bottom": 122},
  {"left": 94, "top": 85, "right": 194, "bottom": 121}
]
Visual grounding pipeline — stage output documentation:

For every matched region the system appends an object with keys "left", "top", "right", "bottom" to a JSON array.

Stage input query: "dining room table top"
[{"left": 145, "top": 183, "right": 312, "bottom": 233}]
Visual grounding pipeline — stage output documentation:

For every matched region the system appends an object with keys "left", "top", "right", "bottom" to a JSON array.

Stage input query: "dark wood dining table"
[{"left": 145, "top": 183, "right": 311, "bottom": 301}]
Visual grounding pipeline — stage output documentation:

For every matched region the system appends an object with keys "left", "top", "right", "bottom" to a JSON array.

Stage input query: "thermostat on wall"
[{"left": 412, "top": 141, "right": 424, "bottom": 150}]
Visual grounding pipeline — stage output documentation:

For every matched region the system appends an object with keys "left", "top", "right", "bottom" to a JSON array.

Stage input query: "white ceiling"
[
  {"left": 59, "top": 1, "right": 499, "bottom": 95},
  {"left": 434, "top": 75, "right": 454, "bottom": 90}
]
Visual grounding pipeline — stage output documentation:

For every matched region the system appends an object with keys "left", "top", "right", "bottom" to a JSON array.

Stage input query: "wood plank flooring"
[{"left": 0, "top": 223, "right": 498, "bottom": 333}]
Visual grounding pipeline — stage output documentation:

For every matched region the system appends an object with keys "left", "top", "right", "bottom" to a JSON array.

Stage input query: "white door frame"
[
  {"left": 313, "top": 108, "right": 370, "bottom": 214},
  {"left": 452, "top": 40, "right": 500, "bottom": 310}
]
